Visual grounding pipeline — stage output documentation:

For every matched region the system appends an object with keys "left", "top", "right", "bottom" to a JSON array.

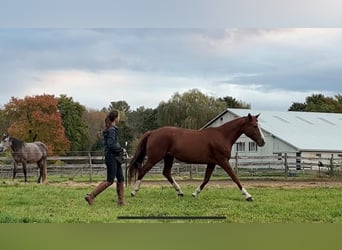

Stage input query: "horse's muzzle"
[{"left": 257, "top": 140, "right": 265, "bottom": 147}]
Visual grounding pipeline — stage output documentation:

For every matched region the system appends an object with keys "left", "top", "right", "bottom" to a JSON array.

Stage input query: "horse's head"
[
  {"left": 243, "top": 113, "right": 265, "bottom": 147},
  {"left": 0, "top": 133, "right": 11, "bottom": 152}
]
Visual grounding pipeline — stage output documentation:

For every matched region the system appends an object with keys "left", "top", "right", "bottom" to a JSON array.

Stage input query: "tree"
[
  {"left": 288, "top": 93, "right": 342, "bottom": 113},
  {"left": 58, "top": 95, "right": 91, "bottom": 153},
  {"left": 156, "top": 89, "right": 227, "bottom": 129},
  {"left": 288, "top": 102, "right": 307, "bottom": 111},
  {"left": 335, "top": 94, "right": 342, "bottom": 105},
  {"left": 108, "top": 100, "right": 130, "bottom": 113},
  {"left": 83, "top": 109, "right": 106, "bottom": 151},
  {"left": 218, "top": 96, "right": 251, "bottom": 109},
  {"left": 128, "top": 106, "right": 158, "bottom": 135},
  {"left": 4, "top": 95, "right": 70, "bottom": 154},
  {"left": 0, "top": 109, "right": 11, "bottom": 135}
]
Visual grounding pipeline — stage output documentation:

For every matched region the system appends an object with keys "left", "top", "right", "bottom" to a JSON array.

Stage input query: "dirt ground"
[{"left": 48, "top": 178, "right": 342, "bottom": 189}]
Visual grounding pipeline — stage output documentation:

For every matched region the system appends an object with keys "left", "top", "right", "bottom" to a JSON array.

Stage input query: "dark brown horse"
[
  {"left": 0, "top": 134, "right": 48, "bottom": 183},
  {"left": 128, "top": 113, "right": 265, "bottom": 201}
]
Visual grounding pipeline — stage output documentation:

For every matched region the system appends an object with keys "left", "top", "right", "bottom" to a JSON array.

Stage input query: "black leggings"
[{"left": 105, "top": 153, "right": 124, "bottom": 184}]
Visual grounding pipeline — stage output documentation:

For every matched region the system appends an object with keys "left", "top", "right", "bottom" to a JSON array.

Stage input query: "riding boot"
[
  {"left": 116, "top": 181, "right": 125, "bottom": 206},
  {"left": 84, "top": 181, "right": 111, "bottom": 205}
]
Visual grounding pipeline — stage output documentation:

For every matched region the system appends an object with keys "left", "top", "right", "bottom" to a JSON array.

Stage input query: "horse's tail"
[{"left": 128, "top": 131, "right": 152, "bottom": 184}]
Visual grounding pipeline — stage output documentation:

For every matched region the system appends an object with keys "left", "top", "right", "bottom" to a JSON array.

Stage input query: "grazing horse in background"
[
  {"left": 128, "top": 113, "right": 265, "bottom": 201},
  {"left": 0, "top": 134, "right": 48, "bottom": 183}
]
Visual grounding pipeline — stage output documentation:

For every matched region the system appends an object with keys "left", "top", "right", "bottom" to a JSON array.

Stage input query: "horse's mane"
[{"left": 9, "top": 137, "right": 25, "bottom": 151}]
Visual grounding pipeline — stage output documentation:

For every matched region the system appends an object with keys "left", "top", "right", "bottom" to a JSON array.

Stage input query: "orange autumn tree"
[{"left": 5, "top": 94, "right": 70, "bottom": 155}]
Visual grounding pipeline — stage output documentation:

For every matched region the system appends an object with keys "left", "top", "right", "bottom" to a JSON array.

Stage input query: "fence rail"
[{"left": 0, "top": 153, "right": 341, "bottom": 181}]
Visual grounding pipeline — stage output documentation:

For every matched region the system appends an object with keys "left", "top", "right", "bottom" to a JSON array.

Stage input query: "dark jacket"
[{"left": 103, "top": 125, "right": 122, "bottom": 155}]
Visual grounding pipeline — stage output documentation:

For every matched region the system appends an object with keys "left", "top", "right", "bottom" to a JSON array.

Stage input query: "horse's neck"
[
  {"left": 217, "top": 117, "right": 245, "bottom": 143},
  {"left": 11, "top": 137, "right": 25, "bottom": 151}
]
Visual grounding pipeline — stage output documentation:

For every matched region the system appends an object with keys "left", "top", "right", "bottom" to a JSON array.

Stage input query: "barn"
[{"left": 202, "top": 108, "right": 342, "bottom": 170}]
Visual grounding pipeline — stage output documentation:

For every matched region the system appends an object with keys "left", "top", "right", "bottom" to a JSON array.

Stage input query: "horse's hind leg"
[
  {"left": 22, "top": 162, "right": 28, "bottom": 182},
  {"left": 130, "top": 161, "right": 156, "bottom": 197},
  {"left": 37, "top": 161, "right": 43, "bottom": 184},
  {"left": 36, "top": 159, "right": 47, "bottom": 184},
  {"left": 163, "top": 154, "right": 184, "bottom": 197},
  {"left": 192, "top": 163, "right": 215, "bottom": 197},
  {"left": 42, "top": 159, "right": 47, "bottom": 183}
]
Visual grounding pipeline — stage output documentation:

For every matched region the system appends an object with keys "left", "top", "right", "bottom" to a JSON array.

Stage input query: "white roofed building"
[{"left": 202, "top": 108, "right": 342, "bottom": 170}]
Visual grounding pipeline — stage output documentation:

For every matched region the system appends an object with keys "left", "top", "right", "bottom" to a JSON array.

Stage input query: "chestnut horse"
[
  {"left": 128, "top": 113, "right": 265, "bottom": 201},
  {"left": 0, "top": 134, "right": 48, "bottom": 183}
]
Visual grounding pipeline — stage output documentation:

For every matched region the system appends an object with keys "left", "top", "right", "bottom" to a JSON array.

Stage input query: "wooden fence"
[{"left": 0, "top": 152, "right": 341, "bottom": 182}]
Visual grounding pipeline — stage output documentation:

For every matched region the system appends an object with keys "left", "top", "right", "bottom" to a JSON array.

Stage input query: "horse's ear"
[
  {"left": 248, "top": 113, "right": 252, "bottom": 121},
  {"left": 256, "top": 113, "right": 260, "bottom": 118}
]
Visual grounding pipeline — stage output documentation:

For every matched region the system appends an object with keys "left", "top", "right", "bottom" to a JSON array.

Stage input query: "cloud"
[{"left": 0, "top": 28, "right": 341, "bottom": 111}]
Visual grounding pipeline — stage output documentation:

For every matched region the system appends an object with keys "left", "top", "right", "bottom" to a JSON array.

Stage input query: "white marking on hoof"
[
  {"left": 241, "top": 187, "right": 253, "bottom": 201},
  {"left": 172, "top": 179, "right": 184, "bottom": 196},
  {"left": 131, "top": 180, "right": 141, "bottom": 197},
  {"left": 192, "top": 186, "right": 201, "bottom": 198}
]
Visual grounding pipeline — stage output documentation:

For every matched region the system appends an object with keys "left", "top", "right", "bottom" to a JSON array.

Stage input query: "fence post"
[
  {"left": 88, "top": 152, "right": 93, "bottom": 181},
  {"left": 189, "top": 164, "right": 193, "bottom": 180},
  {"left": 284, "top": 153, "right": 288, "bottom": 177},
  {"left": 330, "top": 154, "right": 334, "bottom": 176}
]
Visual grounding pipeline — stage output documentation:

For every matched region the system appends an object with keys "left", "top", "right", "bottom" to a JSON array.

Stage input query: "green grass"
[{"left": 0, "top": 179, "right": 341, "bottom": 223}]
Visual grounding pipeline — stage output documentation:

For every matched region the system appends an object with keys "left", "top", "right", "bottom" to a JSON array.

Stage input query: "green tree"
[
  {"left": 335, "top": 94, "right": 342, "bottom": 104},
  {"left": 156, "top": 89, "right": 227, "bottom": 129},
  {"left": 128, "top": 106, "right": 158, "bottom": 135},
  {"left": 288, "top": 102, "right": 307, "bottom": 111},
  {"left": 58, "top": 95, "right": 91, "bottom": 153},
  {"left": 108, "top": 100, "right": 130, "bottom": 113},
  {"left": 288, "top": 93, "right": 342, "bottom": 113},
  {"left": 218, "top": 96, "right": 251, "bottom": 109},
  {"left": 83, "top": 109, "right": 106, "bottom": 151},
  {"left": 0, "top": 108, "right": 11, "bottom": 135}
]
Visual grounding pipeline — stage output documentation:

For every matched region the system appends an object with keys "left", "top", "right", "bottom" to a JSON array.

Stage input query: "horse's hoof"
[
  {"left": 178, "top": 193, "right": 184, "bottom": 197},
  {"left": 246, "top": 197, "right": 253, "bottom": 202},
  {"left": 130, "top": 192, "right": 136, "bottom": 197},
  {"left": 192, "top": 193, "right": 198, "bottom": 198}
]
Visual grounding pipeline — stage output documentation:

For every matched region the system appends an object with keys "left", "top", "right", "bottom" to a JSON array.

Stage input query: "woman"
[{"left": 84, "top": 110, "right": 125, "bottom": 206}]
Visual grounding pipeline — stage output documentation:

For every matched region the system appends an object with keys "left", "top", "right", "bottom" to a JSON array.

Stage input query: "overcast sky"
[{"left": 1, "top": 28, "right": 341, "bottom": 111}]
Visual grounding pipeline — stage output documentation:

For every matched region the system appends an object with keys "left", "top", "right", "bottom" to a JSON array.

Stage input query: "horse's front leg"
[
  {"left": 220, "top": 160, "right": 253, "bottom": 202},
  {"left": 12, "top": 161, "right": 18, "bottom": 180},
  {"left": 162, "top": 154, "right": 184, "bottom": 197},
  {"left": 192, "top": 163, "right": 215, "bottom": 197}
]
